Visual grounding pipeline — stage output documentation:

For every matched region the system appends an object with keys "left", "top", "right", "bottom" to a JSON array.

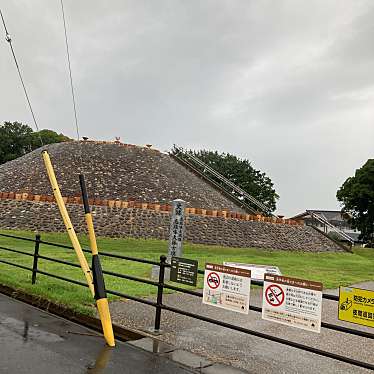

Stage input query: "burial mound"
[{"left": 0, "top": 141, "right": 242, "bottom": 211}]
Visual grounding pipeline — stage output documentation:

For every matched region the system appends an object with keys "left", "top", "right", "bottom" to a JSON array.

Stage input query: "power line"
[
  {"left": 0, "top": 8, "right": 44, "bottom": 146},
  {"left": 59, "top": 0, "right": 80, "bottom": 143}
]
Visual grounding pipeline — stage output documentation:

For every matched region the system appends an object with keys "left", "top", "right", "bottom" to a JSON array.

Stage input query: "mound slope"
[{"left": 0, "top": 141, "right": 243, "bottom": 211}]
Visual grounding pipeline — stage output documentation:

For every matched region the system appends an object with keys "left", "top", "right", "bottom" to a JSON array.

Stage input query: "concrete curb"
[{"left": 0, "top": 283, "right": 143, "bottom": 341}]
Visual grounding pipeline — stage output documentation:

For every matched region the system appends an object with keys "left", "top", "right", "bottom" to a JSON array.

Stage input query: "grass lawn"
[{"left": 0, "top": 229, "right": 373, "bottom": 315}]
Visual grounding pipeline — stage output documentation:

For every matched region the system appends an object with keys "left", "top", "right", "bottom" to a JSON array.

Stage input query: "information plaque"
[{"left": 170, "top": 257, "right": 198, "bottom": 286}]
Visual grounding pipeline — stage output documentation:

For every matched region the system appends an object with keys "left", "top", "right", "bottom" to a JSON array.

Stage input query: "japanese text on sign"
[
  {"left": 339, "top": 287, "right": 374, "bottom": 328},
  {"left": 170, "top": 257, "right": 198, "bottom": 286},
  {"left": 167, "top": 199, "right": 186, "bottom": 261},
  {"left": 262, "top": 274, "right": 323, "bottom": 333},
  {"left": 203, "top": 263, "right": 251, "bottom": 314}
]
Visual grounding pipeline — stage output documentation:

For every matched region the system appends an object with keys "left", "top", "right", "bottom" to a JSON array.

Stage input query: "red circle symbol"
[
  {"left": 265, "top": 284, "right": 284, "bottom": 306},
  {"left": 207, "top": 272, "right": 220, "bottom": 289}
]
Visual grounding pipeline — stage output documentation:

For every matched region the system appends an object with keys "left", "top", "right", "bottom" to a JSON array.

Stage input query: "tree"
[
  {"left": 173, "top": 147, "right": 279, "bottom": 213},
  {"left": 337, "top": 159, "right": 374, "bottom": 244},
  {"left": 0, "top": 121, "right": 71, "bottom": 164},
  {"left": 0, "top": 121, "right": 33, "bottom": 164},
  {"left": 30, "top": 129, "right": 70, "bottom": 148}
]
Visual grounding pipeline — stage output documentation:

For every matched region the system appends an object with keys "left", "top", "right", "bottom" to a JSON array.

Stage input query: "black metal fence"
[{"left": 0, "top": 232, "right": 373, "bottom": 371}]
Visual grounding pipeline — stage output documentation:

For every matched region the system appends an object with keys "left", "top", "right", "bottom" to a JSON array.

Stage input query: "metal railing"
[
  {"left": 171, "top": 146, "right": 277, "bottom": 217},
  {"left": 0, "top": 232, "right": 373, "bottom": 371},
  {"left": 307, "top": 210, "right": 355, "bottom": 245}
]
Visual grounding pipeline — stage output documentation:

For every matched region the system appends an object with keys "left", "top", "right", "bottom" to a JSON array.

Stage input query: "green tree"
[
  {"left": 0, "top": 121, "right": 71, "bottom": 164},
  {"left": 0, "top": 121, "right": 33, "bottom": 164},
  {"left": 173, "top": 147, "right": 278, "bottom": 213},
  {"left": 30, "top": 129, "right": 70, "bottom": 148},
  {"left": 337, "top": 159, "right": 374, "bottom": 244}
]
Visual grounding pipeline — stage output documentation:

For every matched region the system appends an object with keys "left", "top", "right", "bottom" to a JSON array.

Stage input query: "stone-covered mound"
[
  {"left": 0, "top": 141, "right": 242, "bottom": 211},
  {"left": 0, "top": 199, "right": 343, "bottom": 251}
]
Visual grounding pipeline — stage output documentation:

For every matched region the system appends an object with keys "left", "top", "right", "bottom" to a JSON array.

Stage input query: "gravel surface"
[
  {"left": 0, "top": 141, "right": 342, "bottom": 251},
  {"left": 0, "top": 141, "right": 242, "bottom": 211},
  {"left": 110, "top": 282, "right": 374, "bottom": 374}
]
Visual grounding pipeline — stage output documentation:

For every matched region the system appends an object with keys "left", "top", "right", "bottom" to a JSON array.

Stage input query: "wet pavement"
[
  {"left": 0, "top": 293, "right": 196, "bottom": 374},
  {"left": 111, "top": 282, "right": 374, "bottom": 374}
]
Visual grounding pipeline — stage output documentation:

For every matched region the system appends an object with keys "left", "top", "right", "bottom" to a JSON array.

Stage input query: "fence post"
[
  {"left": 31, "top": 234, "right": 41, "bottom": 285},
  {"left": 154, "top": 255, "right": 167, "bottom": 332}
]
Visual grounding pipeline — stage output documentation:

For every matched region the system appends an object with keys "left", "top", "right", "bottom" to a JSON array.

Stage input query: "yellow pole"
[
  {"left": 85, "top": 214, "right": 98, "bottom": 255},
  {"left": 79, "top": 174, "right": 115, "bottom": 347},
  {"left": 42, "top": 150, "right": 95, "bottom": 297},
  {"left": 86, "top": 211, "right": 115, "bottom": 347}
]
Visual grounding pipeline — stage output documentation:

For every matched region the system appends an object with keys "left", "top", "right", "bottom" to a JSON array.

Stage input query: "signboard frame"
[
  {"left": 338, "top": 286, "right": 374, "bottom": 328},
  {"left": 203, "top": 263, "right": 251, "bottom": 314},
  {"left": 170, "top": 257, "right": 198, "bottom": 286},
  {"left": 224, "top": 262, "right": 281, "bottom": 281},
  {"left": 262, "top": 274, "right": 323, "bottom": 333}
]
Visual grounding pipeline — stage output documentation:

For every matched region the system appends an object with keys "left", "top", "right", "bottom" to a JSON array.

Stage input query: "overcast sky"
[{"left": 1, "top": 1, "right": 373, "bottom": 216}]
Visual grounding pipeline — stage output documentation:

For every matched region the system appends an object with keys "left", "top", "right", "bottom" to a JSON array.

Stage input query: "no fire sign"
[
  {"left": 262, "top": 274, "right": 323, "bottom": 333},
  {"left": 265, "top": 284, "right": 285, "bottom": 307}
]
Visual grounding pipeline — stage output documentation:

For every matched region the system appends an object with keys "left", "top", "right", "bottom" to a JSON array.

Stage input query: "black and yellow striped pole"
[{"left": 79, "top": 174, "right": 115, "bottom": 347}]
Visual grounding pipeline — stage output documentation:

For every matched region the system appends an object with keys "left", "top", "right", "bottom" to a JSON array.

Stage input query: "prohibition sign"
[
  {"left": 265, "top": 284, "right": 284, "bottom": 306},
  {"left": 207, "top": 272, "right": 220, "bottom": 289}
]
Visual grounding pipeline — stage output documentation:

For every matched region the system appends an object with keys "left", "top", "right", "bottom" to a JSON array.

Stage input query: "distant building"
[{"left": 290, "top": 210, "right": 361, "bottom": 243}]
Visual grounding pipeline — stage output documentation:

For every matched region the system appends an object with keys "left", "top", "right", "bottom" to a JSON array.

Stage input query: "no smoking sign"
[
  {"left": 265, "top": 284, "right": 284, "bottom": 306},
  {"left": 262, "top": 274, "right": 323, "bottom": 333}
]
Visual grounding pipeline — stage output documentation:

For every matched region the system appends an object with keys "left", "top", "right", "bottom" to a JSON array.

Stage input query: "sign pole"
[{"left": 167, "top": 199, "right": 186, "bottom": 263}]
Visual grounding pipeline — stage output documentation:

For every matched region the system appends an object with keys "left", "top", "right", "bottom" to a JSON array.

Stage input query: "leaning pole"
[
  {"left": 79, "top": 173, "right": 115, "bottom": 347},
  {"left": 42, "top": 151, "right": 94, "bottom": 295},
  {"left": 42, "top": 150, "right": 115, "bottom": 346}
]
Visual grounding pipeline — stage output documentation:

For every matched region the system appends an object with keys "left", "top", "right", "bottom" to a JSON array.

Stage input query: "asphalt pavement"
[{"left": 0, "top": 293, "right": 196, "bottom": 374}]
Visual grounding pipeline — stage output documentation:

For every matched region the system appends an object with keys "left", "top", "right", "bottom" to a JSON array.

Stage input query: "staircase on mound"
[
  {"left": 306, "top": 210, "right": 354, "bottom": 251},
  {"left": 171, "top": 145, "right": 276, "bottom": 217}
]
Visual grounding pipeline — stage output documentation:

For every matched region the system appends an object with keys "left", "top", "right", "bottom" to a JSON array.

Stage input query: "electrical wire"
[
  {"left": 59, "top": 0, "right": 80, "bottom": 142},
  {"left": 0, "top": 8, "right": 44, "bottom": 147},
  {"left": 59, "top": 0, "right": 83, "bottom": 168}
]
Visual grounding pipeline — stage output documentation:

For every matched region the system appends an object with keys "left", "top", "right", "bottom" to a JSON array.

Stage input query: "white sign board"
[
  {"left": 224, "top": 262, "right": 281, "bottom": 281},
  {"left": 262, "top": 274, "right": 323, "bottom": 333},
  {"left": 167, "top": 199, "right": 186, "bottom": 261},
  {"left": 203, "top": 263, "right": 251, "bottom": 314}
]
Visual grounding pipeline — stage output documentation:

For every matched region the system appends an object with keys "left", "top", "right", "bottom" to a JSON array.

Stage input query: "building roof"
[{"left": 290, "top": 210, "right": 350, "bottom": 221}]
